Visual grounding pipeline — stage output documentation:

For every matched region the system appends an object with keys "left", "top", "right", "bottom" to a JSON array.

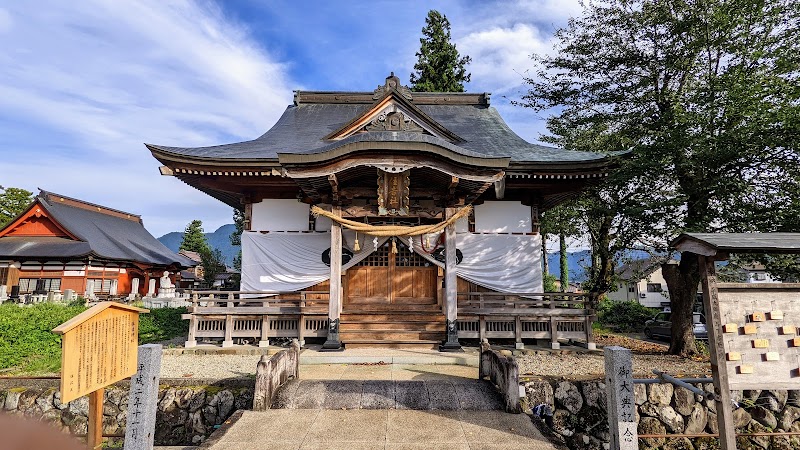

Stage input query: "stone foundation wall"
[
  {"left": 0, "top": 379, "right": 253, "bottom": 446},
  {"left": 524, "top": 378, "right": 800, "bottom": 450}
]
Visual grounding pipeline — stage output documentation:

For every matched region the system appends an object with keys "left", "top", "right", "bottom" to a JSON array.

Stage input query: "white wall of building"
[
  {"left": 607, "top": 267, "right": 670, "bottom": 308},
  {"left": 250, "top": 199, "right": 310, "bottom": 232},
  {"left": 474, "top": 201, "right": 532, "bottom": 233}
]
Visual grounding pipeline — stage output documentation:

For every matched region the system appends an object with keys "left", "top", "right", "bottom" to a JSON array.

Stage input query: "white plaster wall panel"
[
  {"left": 455, "top": 216, "right": 469, "bottom": 233},
  {"left": 315, "top": 215, "right": 332, "bottom": 231},
  {"left": 474, "top": 201, "right": 532, "bottom": 233},
  {"left": 250, "top": 199, "right": 310, "bottom": 231}
]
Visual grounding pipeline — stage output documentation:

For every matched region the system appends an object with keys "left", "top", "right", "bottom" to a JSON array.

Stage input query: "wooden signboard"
[
  {"left": 53, "top": 302, "right": 148, "bottom": 449},
  {"left": 377, "top": 169, "right": 410, "bottom": 216}
]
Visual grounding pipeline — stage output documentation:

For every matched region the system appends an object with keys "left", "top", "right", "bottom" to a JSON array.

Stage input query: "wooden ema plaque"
[
  {"left": 718, "top": 286, "right": 800, "bottom": 390},
  {"left": 53, "top": 302, "right": 147, "bottom": 403}
]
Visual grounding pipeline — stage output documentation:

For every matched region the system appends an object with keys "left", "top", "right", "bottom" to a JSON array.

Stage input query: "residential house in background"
[{"left": 607, "top": 257, "right": 671, "bottom": 308}]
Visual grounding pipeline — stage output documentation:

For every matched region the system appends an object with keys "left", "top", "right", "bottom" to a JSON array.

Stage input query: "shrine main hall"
[{"left": 147, "top": 74, "right": 620, "bottom": 351}]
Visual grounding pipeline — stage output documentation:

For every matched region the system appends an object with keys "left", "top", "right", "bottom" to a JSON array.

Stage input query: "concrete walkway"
[
  {"left": 202, "top": 409, "right": 559, "bottom": 450},
  {"left": 200, "top": 364, "right": 560, "bottom": 450}
]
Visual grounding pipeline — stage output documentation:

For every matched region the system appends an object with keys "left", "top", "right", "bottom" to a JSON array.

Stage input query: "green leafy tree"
[
  {"left": 200, "top": 248, "right": 226, "bottom": 287},
  {"left": 0, "top": 186, "right": 33, "bottom": 227},
  {"left": 410, "top": 10, "right": 471, "bottom": 92},
  {"left": 179, "top": 220, "right": 210, "bottom": 255},
  {"left": 520, "top": 0, "right": 800, "bottom": 356}
]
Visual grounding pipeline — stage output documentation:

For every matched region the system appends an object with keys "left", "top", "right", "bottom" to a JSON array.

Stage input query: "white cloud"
[
  {"left": 460, "top": 23, "right": 551, "bottom": 94},
  {"left": 0, "top": 0, "right": 294, "bottom": 236}
]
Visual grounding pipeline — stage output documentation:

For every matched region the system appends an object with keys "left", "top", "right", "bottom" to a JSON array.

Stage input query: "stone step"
[
  {"left": 339, "top": 321, "right": 443, "bottom": 331},
  {"left": 272, "top": 379, "right": 504, "bottom": 410}
]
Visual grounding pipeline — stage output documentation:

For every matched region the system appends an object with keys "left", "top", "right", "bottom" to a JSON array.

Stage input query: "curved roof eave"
[{"left": 277, "top": 132, "right": 510, "bottom": 169}]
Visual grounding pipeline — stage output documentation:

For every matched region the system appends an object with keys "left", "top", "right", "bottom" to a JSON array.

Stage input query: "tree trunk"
[
  {"left": 542, "top": 236, "right": 549, "bottom": 277},
  {"left": 559, "top": 234, "right": 568, "bottom": 292},
  {"left": 661, "top": 252, "right": 702, "bottom": 357},
  {"left": 587, "top": 214, "right": 614, "bottom": 310}
]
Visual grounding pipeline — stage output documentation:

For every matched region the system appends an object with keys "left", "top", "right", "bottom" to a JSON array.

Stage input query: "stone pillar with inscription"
[
  {"left": 604, "top": 346, "right": 638, "bottom": 450},
  {"left": 124, "top": 344, "right": 162, "bottom": 450},
  {"left": 440, "top": 207, "right": 462, "bottom": 352},
  {"left": 147, "top": 279, "right": 156, "bottom": 297}
]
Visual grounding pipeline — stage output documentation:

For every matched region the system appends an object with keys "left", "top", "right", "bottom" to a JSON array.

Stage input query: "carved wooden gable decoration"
[{"left": 325, "top": 73, "right": 463, "bottom": 143}]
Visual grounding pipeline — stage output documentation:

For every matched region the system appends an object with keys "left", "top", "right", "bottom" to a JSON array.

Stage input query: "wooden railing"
[
  {"left": 457, "top": 292, "right": 595, "bottom": 350},
  {"left": 182, "top": 290, "right": 595, "bottom": 349},
  {"left": 182, "top": 291, "right": 329, "bottom": 348}
]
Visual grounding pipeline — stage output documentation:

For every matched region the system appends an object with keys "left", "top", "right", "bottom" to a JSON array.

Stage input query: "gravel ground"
[
  {"left": 516, "top": 352, "right": 710, "bottom": 380},
  {"left": 160, "top": 354, "right": 262, "bottom": 379}
]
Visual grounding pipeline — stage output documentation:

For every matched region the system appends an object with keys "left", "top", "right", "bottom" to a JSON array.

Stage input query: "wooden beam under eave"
[
  {"left": 328, "top": 174, "right": 339, "bottom": 204},
  {"left": 445, "top": 176, "right": 460, "bottom": 204}
]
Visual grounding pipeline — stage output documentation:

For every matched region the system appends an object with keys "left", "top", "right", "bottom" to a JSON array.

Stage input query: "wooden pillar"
[
  {"left": 87, "top": 388, "right": 104, "bottom": 450},
  {"left": 440, "top": 207, "right": 462, "bottom": 351},
  {"left": 699, "top": 255, "right": 737, "bottom": 450},
  {"left": 550, "top": 316, "right": 560, "bottom": 350},
  {"left": 222, "top": 314, "right": 234, "bottom": 348},
  {"left": 322, "top": 206, "right": 343, "bottom": 351}
]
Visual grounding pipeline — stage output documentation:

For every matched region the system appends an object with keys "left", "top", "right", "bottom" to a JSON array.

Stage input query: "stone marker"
[
  {"left": 129, "top": 278, "right": 140, "bottom": 300},
  {"left": 604, "top": 346, "right": 638, "bottom": 450},
  {"left": 124, "top": 344, "right": 162, "bottom": 450},
  {"left": 63, "top": 289, "right": 75, "bottom": 302},
  {"left": 0, "top": 284, "right": 8, "bottom": 302},
  {"left": 147, "top": 279, "right": 156, "bottom": 297}
]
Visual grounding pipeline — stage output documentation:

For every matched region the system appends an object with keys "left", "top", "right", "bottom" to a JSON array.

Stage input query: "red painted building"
[{"left": 0, "top": 190, "right": 194, "bottom": 299}]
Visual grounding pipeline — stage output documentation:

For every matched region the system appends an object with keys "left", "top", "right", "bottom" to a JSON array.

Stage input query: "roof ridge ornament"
[{"left": 373, "top": 72, "right": 413, "bottom": 101}]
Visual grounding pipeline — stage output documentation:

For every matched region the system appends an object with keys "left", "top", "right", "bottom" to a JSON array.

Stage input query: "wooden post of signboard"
[
  {"left": 699, "top": 255, "right": 737, "bottom": 450},
  {"left": 53, "top": 302, "right": 149, "bottom": 450}
]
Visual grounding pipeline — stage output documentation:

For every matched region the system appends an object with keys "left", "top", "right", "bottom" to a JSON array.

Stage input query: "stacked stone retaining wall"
[
  {"left": 524, "top": 378, "right": 800, "bottom": 450},
  {"left": 0, "top": 378, "right": 253, "bottom": 446}
]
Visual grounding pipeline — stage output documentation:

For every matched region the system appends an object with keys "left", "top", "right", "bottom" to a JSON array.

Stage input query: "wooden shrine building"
[
  {"left": 0, "top": 190, "right": 195, "bottom": 300},
  {"left": 148, "top": 74, "right": 622, "bottom": 350}
]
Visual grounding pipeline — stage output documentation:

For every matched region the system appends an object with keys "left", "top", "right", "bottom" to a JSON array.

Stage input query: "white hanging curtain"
[
  {"left": 399, "top": 233, "right": 543, "bottom": 294},
  {"left": 242, "top": 231, "right": 542, "bottom": 294},
  {"left": 240, "top": 231, "right": 387, "bottom": 293}
]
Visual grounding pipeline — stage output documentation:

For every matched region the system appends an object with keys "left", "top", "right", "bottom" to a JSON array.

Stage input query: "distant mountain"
[
  {"left": 546, "top": 249, "right": 658, "bottom": 283},
  {"left": 158, "top": 224, "right": 239, "bottom": 266}
]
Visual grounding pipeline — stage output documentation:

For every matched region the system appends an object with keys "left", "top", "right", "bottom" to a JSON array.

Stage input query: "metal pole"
[{"left": 652, "top": 370, "right": 715, "bottom": 401}]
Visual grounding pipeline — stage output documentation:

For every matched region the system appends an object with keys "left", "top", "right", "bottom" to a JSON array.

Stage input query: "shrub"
[
  {"left": 0, "top": 303, "right": 188, "bottom": 374},
  {"left": 597, "top": 299, "right": 658, "bottom": 332},
  {"left": 543, "top": 273, "right": 558, "bottom": 293},
  {"left": 0, "top": 302, "right": 87, "bottom": 373},
  {"left": 138, "top": 307, "right": 188, "bottom": 344}
]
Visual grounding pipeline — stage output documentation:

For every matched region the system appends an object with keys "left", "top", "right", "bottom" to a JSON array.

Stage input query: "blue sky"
[{"left": 0, "top": 0, "right": 582, "bottom": 237}]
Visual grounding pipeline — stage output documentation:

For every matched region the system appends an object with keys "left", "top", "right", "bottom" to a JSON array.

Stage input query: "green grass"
[{"left": 0, "top": 303, "right": 188, "bottom": 375}]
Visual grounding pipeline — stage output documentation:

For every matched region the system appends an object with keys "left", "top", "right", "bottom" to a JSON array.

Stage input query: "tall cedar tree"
[
  {"left": 0, "top": 186, "right": 33, "bottom": 227},
  {"left": 410, "top": 10, "right": 471, "bottom": 92},
  {"left": 229, "top": 209, "right": 245, "bottom": 288},
  {"left": 179, "top": 220, "right": 210, "bottom": 255},
  {"left": 520, "top": 0, "right": 800, "bottom": 356},
  {"left": 540, "top": 202, "right": 582, "bottom": 292}
]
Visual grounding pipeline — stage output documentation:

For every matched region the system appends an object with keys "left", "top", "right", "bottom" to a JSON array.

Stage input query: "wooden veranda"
[{"left": 182, "top": 290, "right": 595, "bottom": 350}]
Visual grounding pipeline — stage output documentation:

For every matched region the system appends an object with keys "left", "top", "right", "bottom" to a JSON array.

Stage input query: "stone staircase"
[
  {"left": 272, "top": 379, "right": 504, "bottom": 410},
  {"left": 339, "top": 303, "right": 445, "bottom": 349}
]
